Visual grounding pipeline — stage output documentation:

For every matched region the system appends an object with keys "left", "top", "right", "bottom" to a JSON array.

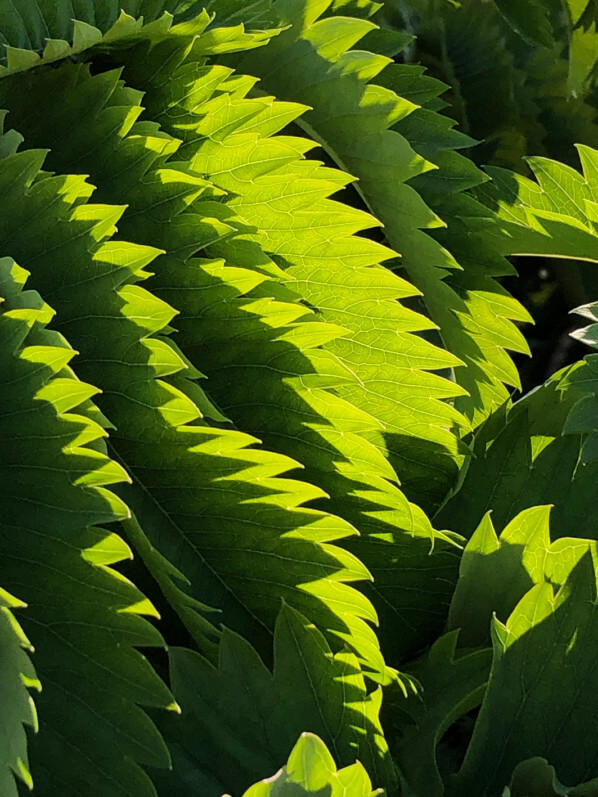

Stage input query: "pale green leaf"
[{"left": 237, "top": 732, "right": 383, "bottom": 796}]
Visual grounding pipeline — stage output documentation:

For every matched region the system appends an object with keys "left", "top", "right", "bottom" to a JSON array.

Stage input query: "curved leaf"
[
  {"left": 156, "top": 605, "right": 395, "bottom": 794},
  {"left": 0, "top": 257, "right": 174, "bottom": 795},
  {"left": 0, "top": 56, "right": 387, "bottom": 685},
  {"left": 450, "top": 553, "right": 598, "bottom": 794},
  {"left": 237, "top": 732, "right": 383, "bottom": 797},
  {"left": 0, "top": 588, "right": 39, "bottom": 797}
]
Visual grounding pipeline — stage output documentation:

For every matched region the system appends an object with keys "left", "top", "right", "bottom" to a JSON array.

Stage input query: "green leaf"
[
  {"left": 571, "top": 301, "right": 598, "bottom": 348},
  {"left": 490, "top": 0, "right": 554, "bottom": 47},
  {"left": 506, "top": 757, "right": 598, "bottom": 796},
  {"left": 394, "top": 632, "right": 491, "bottom": 797},
  {"left": 227, "top": 0, "right": 533, "bottom": 460},
  {"left": 437, "top": 370, "right": 598, "bottom": 543},
  {"left": 0, "top": 58, "right": 393, "bottom": 681},
  {"left": 0, "top": 257, "right": 174, "bottom": 795},
  {"left": 561, "top": 354, "right": 598, "bottom": 461},
  {"left": 0, "top": 589, "right": 40, "bottom": 797},
  {"left": 155, "top": 605, "right": 395, "bottom": 795},
  {"left": 450, "top": 553, "right": 598, "bottom": 795},
  {"left": 568, "top": 17, "right": 598, "bottom": 97},
  {"left": 0, "top": 33, "right": 466, "bottom": 672},
  {"left": 222, "top": 0, "right": 474, "bottom": 492},
  {"left": 448, "top": 507, "right": 550, "bottom": 647},
  {"left": 237, "top": 732, "right": 383, "bottom": 796},
  {"left": 564, "top": 0, "right": 592, "bottom": 26},
  {"left": 73, "top": 5, "right": 470, "bottom": 666},
  {"left": 561, "top": 0, "right": 598, "bottom": 97},
  {"left": 479, "top": 146, "right": 598, "bottom": 263},
  {"left": 0, "top": 2, "right": 183, "bottom": 75},
  {"left": 0, "top": 66, "right": 388, "bottom": 685}
]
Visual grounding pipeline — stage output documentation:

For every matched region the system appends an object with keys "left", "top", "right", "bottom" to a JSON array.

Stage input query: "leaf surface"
[
  {"left": 490, "top": 0, "right": 554, "bottom": 47},
  {"left": 0, "top": 257, "right": 174, "bottom": 795},
  {"left": 450, "top": 553, "right": 598, "bottom": 794},
  {"left": 237, "top": 732, "right": 383, "bottom": 797},
  {"left": 155, "top": 606, "right": 394, "bottom": 794}
]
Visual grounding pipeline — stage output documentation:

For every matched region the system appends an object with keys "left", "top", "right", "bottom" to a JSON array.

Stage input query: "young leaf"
[{"left": 236, "top": 732, "right": 383, "bottom": 796}]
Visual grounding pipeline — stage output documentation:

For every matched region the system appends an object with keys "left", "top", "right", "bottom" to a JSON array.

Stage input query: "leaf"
[
  {"left": 236, "top": 732, "right": 383, "bottom": 796},
  {"left": 449, "top": 553, "right": 598, "bottom": 794},
  {"left": 0, "top": 60, "right": 403, "bottom": 772},
  {"left": 437, "top": 369, "right": 598, "bottom": 543},
  {"left": 564, "top": 0, "right": 592, "bottom": 26},
  {"left": 448, "top": 507, "right": 550, "bottom": 647},
  {"left": 0, "top": 2, "right": 182, "bottom": 75},
  {"left": 568, "top": 16, "right": 598, "bottom": 98},
  {"left": 479, "top": 147, "right": 598, "bottom": 263},
  {"left": 78, "top": 7, "right": 470, "bottom": 665},
  {"left": 221, "top": 0, "right": 473, "bottom": 492},
  {"left": 506, "top": 757, "right": 598, "bottom": 796},
  {"left": 228, "top": 0, "right": 533, "bottom": 458},
  {"left": 561, "top": 354, "right": 598, "bottom": 462},
  {"left": 0, "top": 34, "right": 466, "bottom": 673},
  {"left": 571, "top": 300, "right": 598, "bottom": 348},
  {"left": 154, "top": 605, "right": 395, "bottom": 795},
  {"left": 0, "top": 589, "right": 40, "bottom": 797},
  {"left": 0, "top": 257, "right": 174, "bottom": 795},
  {"left": 0, "top": 58, "right": 392, "bottom": 681},
  {"left": 394, "top": 632, "right": 492, "bottom": 797},
  {"left": 560, "top": 0, "right": 598, "bottom": 97},
  {"left": 490, "top": 0, "right": 554, "bottom": 47},
  {"left": 399, "top": 504, "right": 598, "bottom": 797}
]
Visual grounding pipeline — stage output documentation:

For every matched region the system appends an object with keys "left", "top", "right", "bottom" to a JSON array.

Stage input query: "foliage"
[
  {"left": 2, "top": 1, "right": 598, "bottom": 796},
  {"left": 233, "top": 732, "right": 384, "bottom": 797}
]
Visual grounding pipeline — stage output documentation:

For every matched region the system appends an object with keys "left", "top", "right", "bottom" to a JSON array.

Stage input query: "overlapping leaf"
[
  {"left": 223, "top": 0, "right": 469, "bottom": 498},
  {"left": 477, "top": 144, "right": 598, "bottom": 262},
  {"left": 155, "top": 605, "right": 395, "bottom": 794},
  {"left": 0, "top": 587, "right": 39, "bottom": 797},
  {"left": 450, "top": 552, "right": 598, "bottom": 795},
  {"left": 0, "top": 104, "right": 383, "bottom": 686},
  {"left": 0, "top": 57, "right": 400, "bottom": 683},
  {"left": 447, "top": 505, "right": 598, "bottom": 644},
  {"left": 235, "top": 731, "right": 383, "bottom": 797},
  {"left": 0, "top": 18, "right": 464, "bottom": 672},
  {"left": 225, "top": 0, "right": 533, "bottom": 456},
  {"left": 0, "top": 1, "right": 180, "bottom": 75},
  {"left": 393, "top": 631, "right": 491, "bottom": 797},
  {"left": 1, "top": 257, "right": 174, "bottom": 795},
  {"left": 439, "top": 146, "right": 598, "bottom": 539},
  {"left": 396, "top": 505, "right": 598, "bottom": 797},
  {"left": 3, "top": 2, "right": 597, "bottom": 795},
  {"left": 51, "top": 29, "right": 468, "bottom": 665},
  {"left": 0, "top": 0, "right": 282, "bottom": 82},
  {"left": 436, "top": 365, "right": 598, "bottom": 540}
]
